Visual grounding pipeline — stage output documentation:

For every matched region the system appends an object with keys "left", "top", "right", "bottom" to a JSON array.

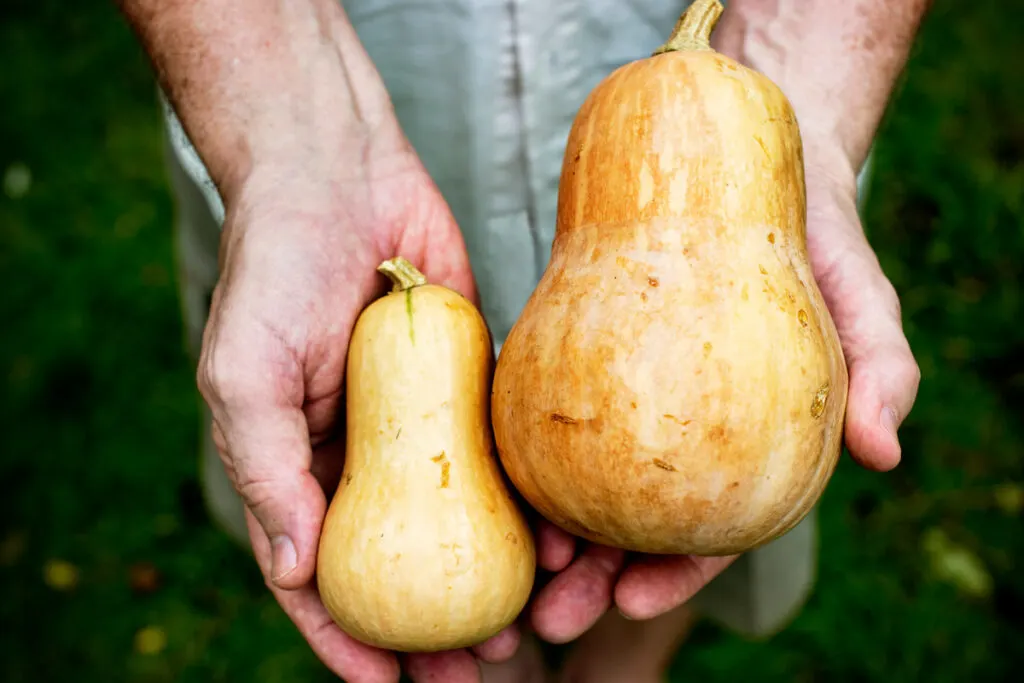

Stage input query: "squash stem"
[
  {"left": 653, "top": 0, "right": 724, "bottom": 56},
  {"left": 377, "top": 257, "right": 427, "bottom": 292}
]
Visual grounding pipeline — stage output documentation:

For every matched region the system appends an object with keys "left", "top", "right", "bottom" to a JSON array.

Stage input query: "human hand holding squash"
[
  {"left": 196, "top": 155, "right": 531, "bottom": 682},
  {"left": 495, "top": 0, "right": 845, "bottom": 562},
  {"left": 491, "top": 0, "right": 922, "bottom": 636}
]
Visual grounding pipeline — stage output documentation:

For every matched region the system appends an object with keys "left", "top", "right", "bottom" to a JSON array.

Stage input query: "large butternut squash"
[
  {"left": 491, "top": 0, "right": 848, "bottom": 556},
  {"left": 317, "top": 257, "right": 535, "bottom": 652}
]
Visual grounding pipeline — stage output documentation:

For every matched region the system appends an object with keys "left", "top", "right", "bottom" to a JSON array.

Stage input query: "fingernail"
[
  {"left": 271, "top": 535, "right": 297, "bottom": 583},
  {"left": 880, "top": 406, "right": 900, "bottom": 440},
  {"left": 617, "top": 608, "right": 635, "bottom": 621}
]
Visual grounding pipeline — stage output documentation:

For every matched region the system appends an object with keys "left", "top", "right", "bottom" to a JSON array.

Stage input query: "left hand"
[{"left": 524, "top": 139, "right": 922, "bottom": 639}]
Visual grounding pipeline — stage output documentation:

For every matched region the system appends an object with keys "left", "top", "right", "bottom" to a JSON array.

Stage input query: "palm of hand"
[{"left": 198, "top": 161, "right": 507, "bottom": 682}]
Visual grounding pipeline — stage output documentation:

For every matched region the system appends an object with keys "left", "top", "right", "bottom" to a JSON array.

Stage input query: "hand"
[
  {"left": 802, "top": 141, "right": 921, "bottom": 472},
  {"left": 521, "top": 139, "right": 921, "bottom": 643},
  {"left": 520, "top": 528, "right": 736, "bottom": 644},
  {"left": 196, "top": 145, "right": 521, "bottom": 683}
]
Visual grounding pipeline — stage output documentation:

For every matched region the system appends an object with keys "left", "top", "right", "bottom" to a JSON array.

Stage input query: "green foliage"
[{"left": 2, "top": 1, "right": 1023, "bottom": 681}]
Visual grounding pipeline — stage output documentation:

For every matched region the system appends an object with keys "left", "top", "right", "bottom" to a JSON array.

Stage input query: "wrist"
[
  {"left": 206, "top": 54, "right": 408, "bottom": 205},
  {"left": 223, "top": 104, "right": 411, "bottom": 209},
  {"left": 802, "top": 135, "right": 859, "bottom": 195},
  {"left": 712, "top": 0, "right": 929, "bottom": 172},
  {"left": 123, "top": 0, "right": 406, "bottom": 202}
]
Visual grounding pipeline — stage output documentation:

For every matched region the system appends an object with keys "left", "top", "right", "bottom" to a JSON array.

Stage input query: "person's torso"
[
  {"left": 164, "top": 1, "right": 696, "bottom": 346},
  {"left": 343, "top": 0, "right": 694, "bottom": 345}
]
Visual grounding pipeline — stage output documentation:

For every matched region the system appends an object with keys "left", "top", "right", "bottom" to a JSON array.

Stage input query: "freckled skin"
[
  {"left": 318, "top": 279, "right": 536, "bottom": 652},
  {"left": 492, "top": 47, "right": 848, "bottom": 556}
]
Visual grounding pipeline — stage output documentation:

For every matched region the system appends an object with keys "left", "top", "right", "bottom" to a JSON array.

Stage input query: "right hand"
[{"left": 196, "top": 138, "right": 519, "bottom": 682}]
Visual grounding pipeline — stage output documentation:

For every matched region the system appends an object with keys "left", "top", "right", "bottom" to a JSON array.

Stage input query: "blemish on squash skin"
[
  {"left": 662, "top": 414, "right": 693, "bottom": 427},
  {"left": 767, "top": 232, "right": 776, "bottom": 244},
  {"left": 703, "top": 342, "right": 713, "bottom": 357},
  {"left": 798, "top": 310, "right": 809, "bottom": 327},
  {"left": 640, "top": 291, "right": 648, "bottom": 302},
  {"left": 759, "top": 264, "right": 768, "bottom": 275},
  {"left": 440, "top": 543, "right": 465, "bottom": 572},
  {"left": 708, "top": 424, "right": 727, "bottom": 441},
  {"left": 505, "top": 532, "right": 518, "bottom": 545},
  {"left": 550, "top": 413, "right": 578, "bottom": 425},
  {"left": 431, "top": 451, "right": 450, "bottom": 488},
  {"left": 810, "top": 382, "right": 831, "bottom": 418},
  {"left": 652, "top": 458, "right": 677, "bottom": 472},
  {"left": 754, "top": 135, "right": 770, "bottom": 159},
  {"left": 395, "top": 427, "right": 402, "bottom": 441},
  {"left": 647, "top": 276, "right": 660, "bottom": 287}
]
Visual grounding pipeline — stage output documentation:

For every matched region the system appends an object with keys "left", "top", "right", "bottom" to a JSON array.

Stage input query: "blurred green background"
[{"left": 2, "top": 0, "right": 1023, "bottom": 681}]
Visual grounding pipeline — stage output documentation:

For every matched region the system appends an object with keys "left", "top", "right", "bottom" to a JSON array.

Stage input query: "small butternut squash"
[
  {"left": 317, "top": 257, "right": 535, "bottom": 652},
  {"left": 491, "top": 0, "right": 848, "bottom": 556}
]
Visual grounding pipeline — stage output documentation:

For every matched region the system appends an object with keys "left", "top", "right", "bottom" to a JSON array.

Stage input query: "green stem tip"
[{"left": 653, "top": 0, "right": 724, "bottom": 56}]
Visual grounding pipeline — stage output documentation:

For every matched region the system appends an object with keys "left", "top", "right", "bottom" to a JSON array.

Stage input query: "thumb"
[
  {"left": 844, "top": 325, "right": 921, "bottom": 472},
  {"left": 817, "top": 243, "right": 921, "bottom": 472},
  {"left": 199, "top": 334, "right": 326, "bottom": 590}
]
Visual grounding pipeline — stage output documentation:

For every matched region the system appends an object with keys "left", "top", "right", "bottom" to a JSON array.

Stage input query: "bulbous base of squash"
[
  {"left": 317, "top": 532, "right": 534, "bottom": 652},
  {"left": 491, "top": 224, "right": 849, "bottom": 557},
  {"left": 492, "top": 391, "right": 842, "bottom": 556}
]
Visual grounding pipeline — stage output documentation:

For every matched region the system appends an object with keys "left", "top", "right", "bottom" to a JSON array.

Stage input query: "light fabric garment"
[{"left": 163, "top": 0, "right": 872, "bottom": 639}]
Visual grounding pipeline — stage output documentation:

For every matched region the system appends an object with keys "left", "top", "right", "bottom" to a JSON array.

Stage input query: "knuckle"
[
  {"left": 198, "top": 342, "right": 248, "bottom": 405},
  {"left": 901, "top": 353, "right": 923, "bottom": 391},
  {"left": 874, "top": 273, "right": 903, "bottom": 321},
  {"left": 235, "top": 473, "right": 278, "bottom": 515}
]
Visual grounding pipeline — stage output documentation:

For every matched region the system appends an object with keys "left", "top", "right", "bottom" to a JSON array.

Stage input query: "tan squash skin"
[
  {"left": 491, "top": 0, "right": 848, "bottom": 556},
  {"left": 317, "top": 258, "right": 536, "bottom": 653}
]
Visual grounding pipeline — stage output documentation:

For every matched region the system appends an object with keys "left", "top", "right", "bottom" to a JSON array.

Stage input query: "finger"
[
  {"left": 404, "top": 650, "right": 481, "bottom": 683},
  {"left": 471, "top": 623, "right": 521, "bottom": 664},
  {"left": 614, "top": 554, "right": 737, "bottom": 621},
  {"left": 536, "top": 520, "right": 576, "bottom": 572},
  {"left": 530, "top": 544, "right": 626, "bottom": 644},
  {"left": 815, "top": 245, "right": 920, "bottom": 471},
  {"left": 309, "top": 438, "right": 347, "bottom": 500},
  {"left": 304, "top": 384, "right": 344, "bottom": 446},
  {"left": 844, "top": 336, "right": 920, "bottom": 471},
  {"left": 804, "top": 184, "right": 921, "bottom": 472},
  {"left": 198, "top": 329, "right": 324, "bottom": 590},
  {"left": 247, "top": 512, "right": 401, "bottom": 683}
]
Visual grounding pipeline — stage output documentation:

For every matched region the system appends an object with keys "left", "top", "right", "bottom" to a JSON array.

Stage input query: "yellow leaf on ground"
[
  {"left": 922, "top": 527, "right": 993, "bottom": 599},
  {"left": 994, "top": 483, "right": 1024, "bottom": 514},
  {"left": 134, "top": 626, "right": 167, "bottom": 655},
  {"left": 43, "top": 559, "right": 79, "bottom": 591}
]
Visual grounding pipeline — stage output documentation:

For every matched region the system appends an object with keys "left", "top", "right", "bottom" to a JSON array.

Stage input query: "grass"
[{"left": 2, "top": 1, "right": 1023, "bottom": 681}]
